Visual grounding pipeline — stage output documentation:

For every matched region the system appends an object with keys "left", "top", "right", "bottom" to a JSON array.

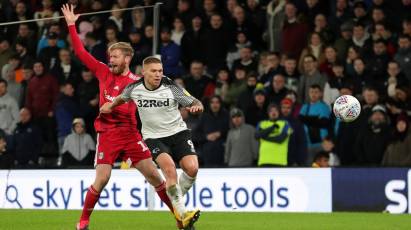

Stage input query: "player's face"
[
  {"left": 143, "top": 63, "right": 163, "bottom": 87},
  {"left": 109, "top": 49, "right": 127, "bottom": 75}
]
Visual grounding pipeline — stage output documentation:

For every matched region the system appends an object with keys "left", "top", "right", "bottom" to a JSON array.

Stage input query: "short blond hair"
[
  {"left": 108, "top": 42, "right": 134, "bottom": 57},
  {"left": 142, "top": 56, "right": 162, "bottom": 68}
]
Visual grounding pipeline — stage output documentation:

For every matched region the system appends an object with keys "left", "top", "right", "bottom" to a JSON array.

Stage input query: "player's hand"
[
  {"left": 187, "top": 104, "right": 204, "bottom": 115},
  {"left": 61, "top": 4, "right": 79, "bottom": 26},
  {"left": 100, "top": 102, "right": 113, "bottom": 114}
]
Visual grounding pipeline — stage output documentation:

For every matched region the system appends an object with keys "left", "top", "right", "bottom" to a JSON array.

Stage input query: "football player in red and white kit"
[{"left": 61, "top": 4, "right": 195, "bottom": 230}]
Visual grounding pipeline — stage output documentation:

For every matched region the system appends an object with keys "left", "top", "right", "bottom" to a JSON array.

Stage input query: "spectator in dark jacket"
[
  {"left": 382, "top": 114, "right": 411, "bottom": 166},
  {"left": 181, "top": 16, "right": 207, "bottom": 68},
  {"left": 160, "top": 27, "right": 183, "bottom": 78},
  {"left": 38, "top": 32, "right": 61, "bottom": 70},
  {"left": 355, "top": 105, "right": 391, "bottom": 165},
  {"left": 84, "top": 32, "right": 107, "bottom": 64},
  {"left": 0, "top": 129, "right": 13, "bottom": 169},
  {"left": 280, "top": 98, "right": 307, "bottom": 166},
  {"left": 394, "top": 34, "right": 411, "bottom": 82},
  {"left": 365, "top": 39, "right": 390, "bottom": 93},
  {"left": 265, "top": 74, "right": 288, "bottom": 105},
  {"left": 236, "top": 72, "right": 257, "bottom": 112},
  {"left": 13, "top": 108, "right": 42, "bottom": 168},
  {"left": 183, "top": 60, "right": 213, "bottom": 101},
  {"left": 55, "top": 83, "right": 80, "bottom": 151},
  {"left": 245, "top": 88, "right": 269, "bottom": 126},
  {"left": 77, "top": 68, "right": 99, "bottom": 138},
  {"left": 50, "top": 48, "right": 81, "bottom": 88},
  {"left": 193, "top": 96, "right": 229, "bottom": 167},
  {"left": 203, "top": 14, "right": 229, "bottom": 75}
]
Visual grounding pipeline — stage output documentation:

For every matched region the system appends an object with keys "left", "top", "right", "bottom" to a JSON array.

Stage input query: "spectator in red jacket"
[{"left": 25, "top": 60, "right": 59, "bottom": 156}]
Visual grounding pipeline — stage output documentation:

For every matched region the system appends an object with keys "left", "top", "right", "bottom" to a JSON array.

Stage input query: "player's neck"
[
  {"left": 121, "top": 68, "right": 130, "bottom": 76},
  {"left": 143, "top": 79, "right": 157, "bottom": 90}
]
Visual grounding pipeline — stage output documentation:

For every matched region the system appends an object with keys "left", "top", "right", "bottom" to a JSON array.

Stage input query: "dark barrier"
[{"left": 332, "top": 168, "right": 410, "bottom": 213}]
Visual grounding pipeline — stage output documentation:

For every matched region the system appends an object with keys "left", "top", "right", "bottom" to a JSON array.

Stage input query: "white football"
[{"left": 333, "top": 95, "right": 361, "bottom": 122}]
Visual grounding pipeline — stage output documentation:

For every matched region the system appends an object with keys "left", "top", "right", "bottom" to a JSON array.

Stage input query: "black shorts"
[{"left": 145, "top": 130, "right": 197, "bottom": 162}]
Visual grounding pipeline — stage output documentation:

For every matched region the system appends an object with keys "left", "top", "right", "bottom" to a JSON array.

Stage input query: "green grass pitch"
[{"left": 0, "top": 209, "right": 411, "bottom": 230}]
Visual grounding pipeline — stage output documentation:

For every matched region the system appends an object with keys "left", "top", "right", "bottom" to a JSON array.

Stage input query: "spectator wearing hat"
[
  {"left": 298, "top": 54, "right": 327, "bottom": 103},
  {"left": 355, "top": 104, "right": 391, "bottom": 165},
  {"left": 0, "top": 79, "right": 19, "bottom": 135},
  {"left": 299, "top": 84, "right": 331, "bottom": 165},
  {"left": 84, "top": 32, "right": 107, "bottom": 64},
  {"left": 13, "top": 108, "right": 42, "bottom": 168},
  {"left": 36, "top": 23, "right": 66, "bottom": 55},
  {"left": 38, "top": 31, "right": 61, "bottom": 70},
  {"left": 160, "top": 26, "right": 183, "bottom": 78},
  {"left": 193, "top": 96, "right": 229, "bottom": 167},
  {"left": 394, "top": 34, "right": 411, "bottom": 82},
  {"left": 280, "top": 97, "right": 307, "bottom": 166},
  {"left": 225, "top": 108, "right": 258, "bottom": 167},
  {"left": 60, "top": 118, "right": 95, "bottom": 167},
  {"left": 244, "top": 87, "right": 269, "bottom": 126},
  {"left": 256, "top": 103, "right": 293, "bottom": 167},
  {"left": 334, "top": 22, "right": 353, "bottom": 62},
  {"left": 0, "top": 37, "right": 14, "bottom": 72},
  {"left": 382, "top": 113, "right": 411, "bottom": 166}
]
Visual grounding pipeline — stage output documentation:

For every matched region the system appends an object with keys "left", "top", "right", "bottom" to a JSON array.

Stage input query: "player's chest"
[
  {"left": 133, "top": 88, "right": 176, "bottom": 109},
  {"left": 101, "top": 78, "right": 131, "bottom": 97}
]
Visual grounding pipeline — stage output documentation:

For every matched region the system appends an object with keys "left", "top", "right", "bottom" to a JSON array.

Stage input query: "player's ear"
[{"left": 125, "top": 55, "right": 132, "bottom": 64}]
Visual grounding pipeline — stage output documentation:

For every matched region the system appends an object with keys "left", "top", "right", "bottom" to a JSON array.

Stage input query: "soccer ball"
[{"left": 333, "top": 95, "right": 361, "bottom": 122}]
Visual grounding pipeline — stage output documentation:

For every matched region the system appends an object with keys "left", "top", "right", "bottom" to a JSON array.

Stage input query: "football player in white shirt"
[{"left": 101, "top": 56, "right": 203, "bottom": 229}]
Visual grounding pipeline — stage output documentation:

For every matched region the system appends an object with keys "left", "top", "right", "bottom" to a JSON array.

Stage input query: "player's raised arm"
[{"left": 61, "top": 4, "right": 106, "bottom": 75}]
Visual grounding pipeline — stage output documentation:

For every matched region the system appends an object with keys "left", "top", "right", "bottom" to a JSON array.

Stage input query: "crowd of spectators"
[{"left": 0, "top": 0, "right": 411, "bottom": 169}]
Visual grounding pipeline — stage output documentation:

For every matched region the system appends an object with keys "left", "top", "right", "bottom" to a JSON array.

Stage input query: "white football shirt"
[{"left": 121, "top": 77, "right": 196, "bottom": 139}]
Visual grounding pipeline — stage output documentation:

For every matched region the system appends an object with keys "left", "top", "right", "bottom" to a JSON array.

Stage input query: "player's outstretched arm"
[
  {"left": 100, "top": 95, "right": 126, "bottom": 113},
  {"left": 186, "top": 99, "right": 204, "bottom": 115},
  {"left": 61, "top": 4, "right": 106, "bottom": 75}
]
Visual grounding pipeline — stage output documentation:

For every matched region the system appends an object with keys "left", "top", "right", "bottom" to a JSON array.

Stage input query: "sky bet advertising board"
[
  {"left": 332, "top": 168, "right": 411, "bottom": 214},
  {"left": 0, "top": 169, "right": 332, "bottom": 212}
]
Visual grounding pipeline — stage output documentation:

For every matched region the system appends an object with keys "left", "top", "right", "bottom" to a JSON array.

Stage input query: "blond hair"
[
  {"left": 108, "top": 42, "right": 134, "bottom": 57},
  {"left": 142, "top": 56, "right": 162, "bottom": 68}
]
